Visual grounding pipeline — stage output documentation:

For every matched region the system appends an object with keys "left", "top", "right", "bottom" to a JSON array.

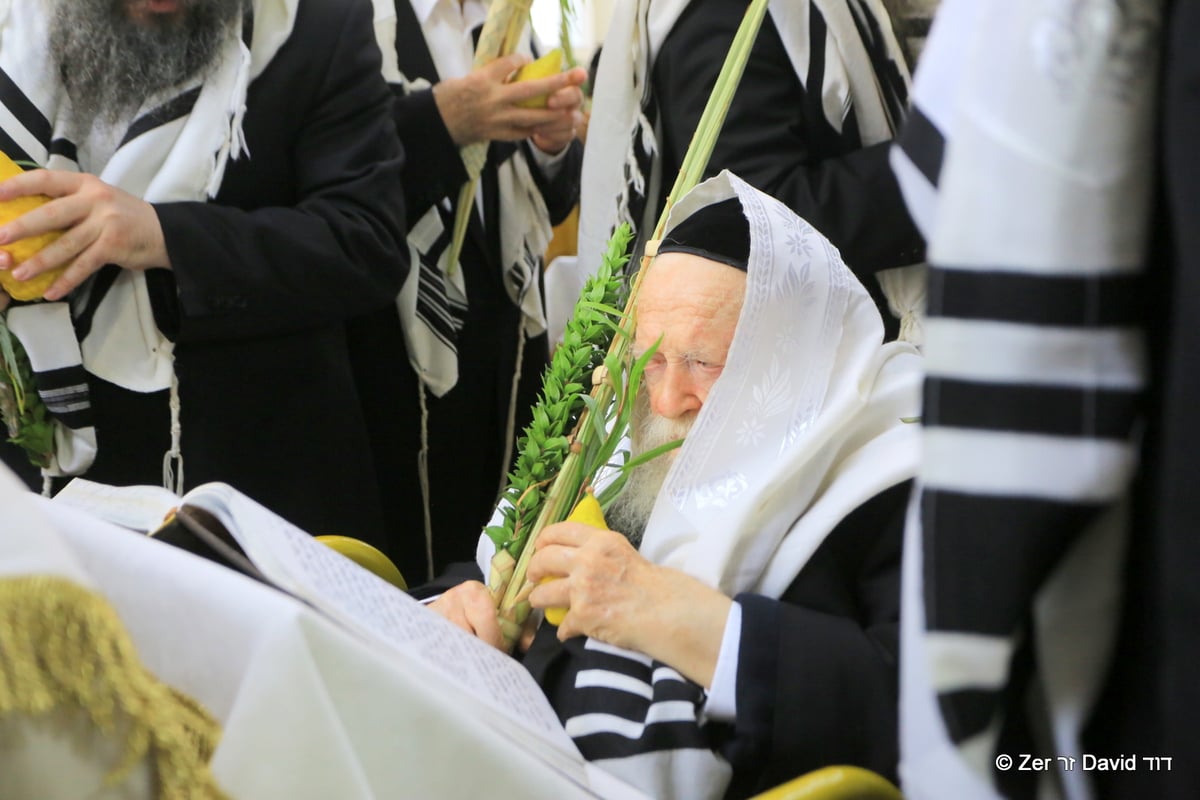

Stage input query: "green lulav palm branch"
[{"left": 485, "top": 0, "right": 773, "bottom": 651}]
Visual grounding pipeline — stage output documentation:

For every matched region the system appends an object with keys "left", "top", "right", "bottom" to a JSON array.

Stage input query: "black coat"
[
  {"left": 3, "top": 0, "right": 409, "bottom": 540},
  {"left": 346, "top": 1, "right": 582, "bottom": 584}
]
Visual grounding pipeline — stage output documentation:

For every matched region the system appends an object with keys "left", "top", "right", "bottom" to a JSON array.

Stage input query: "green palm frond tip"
[{"left": 486, "top": 223, "right": 634, "bottom": 555}]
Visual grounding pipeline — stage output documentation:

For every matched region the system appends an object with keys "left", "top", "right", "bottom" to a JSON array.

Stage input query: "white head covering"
[{"left": 638, "top": 171, "right": 922, "bottom": 597}]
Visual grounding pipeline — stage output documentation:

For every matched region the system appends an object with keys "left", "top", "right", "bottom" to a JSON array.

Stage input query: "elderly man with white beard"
[
  {"left": 429, "top": 173, "right": 923, "bottom": 800},
  {"left": 0, "top": 0, "right": 407, "bottom": 541}
]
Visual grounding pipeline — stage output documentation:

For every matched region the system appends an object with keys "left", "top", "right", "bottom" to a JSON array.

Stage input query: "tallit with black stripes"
[
  {"left": 0, "top": 0, "right": 298, "bottom": 484},
  {"left": 891, "top": 1, "right": 1160, "bottom": 798}
]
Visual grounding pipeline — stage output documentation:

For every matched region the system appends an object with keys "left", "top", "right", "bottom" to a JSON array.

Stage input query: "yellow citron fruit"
[
  {"left": 541, "top": 491, "right": 607, "bottom": 626},
  {"left": 512, "top": 48, "right": 563, "bottom": 109},
  {"left": 0, "top": 151, "right": 65, "bottom": 302},
  {"left": 316, "top": 535, "right": 408, "bottom": 591}
]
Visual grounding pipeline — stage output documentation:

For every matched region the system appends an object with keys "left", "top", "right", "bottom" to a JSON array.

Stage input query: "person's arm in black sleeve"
[
  {"left": 392, "top": 87, "right": 471, "bottom": 228},
  {"left": 719, "top": 480, "right": 910, "bottom": 799},
  {"left": 155, "top": 0, "right": 408, "bottom": 342}
]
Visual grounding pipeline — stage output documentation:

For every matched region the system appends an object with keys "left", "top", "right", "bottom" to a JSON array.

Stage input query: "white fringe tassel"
[
  {"left": 417, "top": 382, "right": 435, "bottom": 583},
  {"left": 161, "top": 371, "right": 184, "bottom": 495},
  {"left": 497, "top": 317, "right": 528, "bottom": 503}
]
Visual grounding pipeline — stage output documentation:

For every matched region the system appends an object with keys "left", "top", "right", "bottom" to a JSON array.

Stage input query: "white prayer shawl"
[
  {"left": 373, "top": 18, "right": 551, "bottom": 397},
  {"left": 564, "top": 172, "right": 922, "bottom": 798},
  {"left": 0, "top": 0, "right": 299, "bottom": 480},
  {"left": 891, "top": 1, "right": 1158, "bottom": 798},
  {"left": 549, "top": 0, "right": 918, "bottom": 346}
]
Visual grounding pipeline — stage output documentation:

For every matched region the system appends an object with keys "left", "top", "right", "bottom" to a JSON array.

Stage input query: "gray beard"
[
  {"left": 49, "top": 0, "right": 243, "bottom": 129},
  {"left": 604, "top": 391, "right": 694, "bottom": 547}
]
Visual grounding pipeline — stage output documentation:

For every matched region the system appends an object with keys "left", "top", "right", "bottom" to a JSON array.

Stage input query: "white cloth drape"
[{"left": 0, "top": 462, "right": 644, "bottom": 799}]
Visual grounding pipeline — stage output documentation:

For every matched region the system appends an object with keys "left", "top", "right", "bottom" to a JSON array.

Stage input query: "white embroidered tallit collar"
[{"left": 637, "top": 171, "right": 923, "bottom": 598}]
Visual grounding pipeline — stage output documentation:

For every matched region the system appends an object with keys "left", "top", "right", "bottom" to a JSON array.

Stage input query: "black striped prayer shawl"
[{"left": 891, "top": 1, "right": 1160, "bottom": 798}]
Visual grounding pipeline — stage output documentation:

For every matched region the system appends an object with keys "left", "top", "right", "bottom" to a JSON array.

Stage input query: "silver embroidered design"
[{"left": 691, "top": 472, "right": 749, "bottom": 510}]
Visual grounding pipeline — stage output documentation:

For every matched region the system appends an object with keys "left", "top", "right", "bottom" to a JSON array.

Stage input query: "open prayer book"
[{"left": 51, "top": 478, "right": 646, "bottom": 800}]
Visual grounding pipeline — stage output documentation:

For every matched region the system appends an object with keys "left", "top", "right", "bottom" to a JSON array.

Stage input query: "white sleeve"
[
  {"left": 702, "top": 601, "right": 742, "bottom": 723},
  {"left": 528, "top": 139, "right": 570, "bottom": 178}
]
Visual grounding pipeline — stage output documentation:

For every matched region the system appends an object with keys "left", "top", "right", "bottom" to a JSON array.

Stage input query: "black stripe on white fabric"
[
  {"left": 925, "top": 378, "right": 1140, "bottom": 440},
  {"left": 121, "top": 87, "right": 202, "bottom": 148},
  {"left": 555, "top": 640, "right": 712, "bottom": 761},
  {"left": 72, "top": 264, "right": 122, "bottom": 343},
  {"left": 571, "top": 722, "right": 712, "bottom": 761},
  {"left": 926, "top": 267, "right": 1146, "bottom": 327},
  {"left": 0, "top": 128, "right": 32, "bottom": 166},
  {"left": 847, "top": 0, "right": 909, "bottom": 126},
  {"left": 414, "top": 262, "right": 465, "bottom": 346},
  {"left": 33, "top": 365, "right": 92, "bottom": 429},
  {"left": 49, "top": 137, "right": 78, "bottom": 164},
  {"left": 939, "top": 624, "right": 1037, "bottom": 750},
  {"left": 921, "top": 488, "right": 1103, "bottom": 634},
  {"left": 896, "top": 106, "right": 944, "bottom": 187},
  {"left": 805, "top": 5, "right": 832, "bottom": 124},
  {"left": 0, "top": 67, "right": 52, "bottom": 149}
]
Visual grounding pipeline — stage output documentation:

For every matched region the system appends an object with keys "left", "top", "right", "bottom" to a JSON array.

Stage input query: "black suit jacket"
[{"left": 3, "top": 0, "right": 409, "bottom": 540}]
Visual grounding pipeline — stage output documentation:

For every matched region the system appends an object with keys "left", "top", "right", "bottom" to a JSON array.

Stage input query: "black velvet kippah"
[{"left": 657, "top": 198, "right": 750, "bottom": 272}]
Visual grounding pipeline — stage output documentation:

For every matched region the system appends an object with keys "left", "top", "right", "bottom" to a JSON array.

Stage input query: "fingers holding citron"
[
  {"left": 0, "top": 151, "right": 65, "bottom": 302},
  {"left": 511, "top": 48, "right": 564, "bottom": 109},
  {"left": 540, "top": 491, "right": 607, "bottom": 626}
]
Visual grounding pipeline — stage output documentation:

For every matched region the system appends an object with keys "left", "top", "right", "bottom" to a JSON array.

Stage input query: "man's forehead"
[{"left": 635, "top": 253, "right": 745, "bottom": 345}]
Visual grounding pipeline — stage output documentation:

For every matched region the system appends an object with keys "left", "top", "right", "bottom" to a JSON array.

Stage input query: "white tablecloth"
[{"left": 0, "top": 465, "right": 640, "bottom": 799}]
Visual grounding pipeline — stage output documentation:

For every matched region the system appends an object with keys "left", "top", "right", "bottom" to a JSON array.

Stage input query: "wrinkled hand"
[
  {"left": 428, "top": 580, "right": 506, "bottom": 651},
  {"left": 433, "top": 53, "right": 587, "bottom": 150},
  {"left": 527, "top": 521, "right": 733, "bottom": 687},
  {"left": 0, "top": 169, "right": 169, "bottom": 301}
]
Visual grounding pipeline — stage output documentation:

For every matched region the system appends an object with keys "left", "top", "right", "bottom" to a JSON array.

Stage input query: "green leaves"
[
  {"left": 0, "top": 313, "right": 54, "bottom": 468},
  {"left": 485, "top": 223, "right": 634, "bottom": 554}
]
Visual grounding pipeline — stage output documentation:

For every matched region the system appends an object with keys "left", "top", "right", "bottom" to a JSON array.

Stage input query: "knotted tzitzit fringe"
[
  {"left": 0, "top": 575, "right": 227, "bottom": 798},
  {"left": 417, "top": 383, "right": 435, "bottom": 583},
  {"left": 496, "top": 313, "right": 528, "bottom": 504},
  {"left": 162, "top": 370, "right": 184, "bottom": 495}
]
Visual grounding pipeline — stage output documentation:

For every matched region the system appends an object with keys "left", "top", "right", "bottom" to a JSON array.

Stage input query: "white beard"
[{"left": 604, "top": 390, "right": 694, "bottom": 546}]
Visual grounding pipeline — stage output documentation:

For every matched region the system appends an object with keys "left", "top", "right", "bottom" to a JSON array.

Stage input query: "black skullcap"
[{"left": 657, "top": 197, "right": 750, "bottom": 272}]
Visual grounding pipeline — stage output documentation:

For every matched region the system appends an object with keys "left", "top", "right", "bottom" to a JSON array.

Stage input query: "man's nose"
[{"left": 649, "top": 362, "right": 703, "bottom": 419}]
